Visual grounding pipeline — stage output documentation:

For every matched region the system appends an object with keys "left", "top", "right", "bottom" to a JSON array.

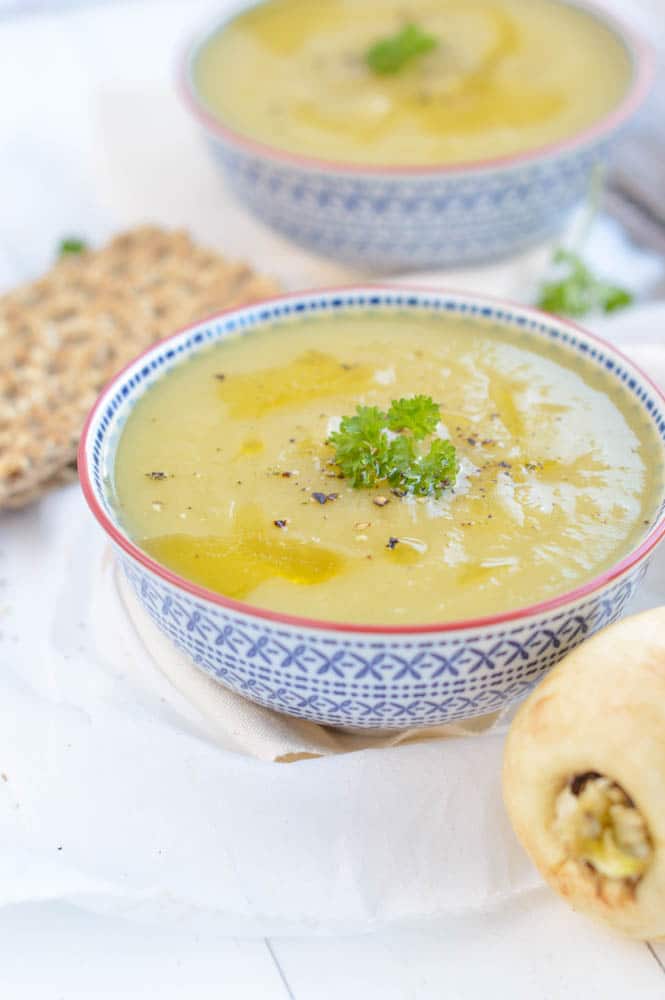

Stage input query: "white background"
[{"left": 1, "top": 0, "right": 665, "bottom": 996}]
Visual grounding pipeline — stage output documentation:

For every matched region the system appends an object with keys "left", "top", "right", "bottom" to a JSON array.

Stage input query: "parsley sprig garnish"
[
  {"left": 537, "top": 250, "right": 633, "bottom": 318},
  {"left": 329, "top": 395, "right": 458, "bottom": 497},
  {"left": 366, "top": 23, "right": 438, "bottom": 76}
]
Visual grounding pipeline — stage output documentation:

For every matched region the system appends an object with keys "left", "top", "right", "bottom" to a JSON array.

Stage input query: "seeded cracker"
[{"left": 0, "top": 227, "right": 280, "bottom": 509}]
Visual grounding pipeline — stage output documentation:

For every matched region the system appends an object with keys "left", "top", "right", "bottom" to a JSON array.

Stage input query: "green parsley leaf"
[
  {"left": 58, "top": 236, "right": 88, "bottom": 257},
  {"left": 385, "top": 434, "right": 417, "bottom": 483},
  {"left": 387, "top": 394, "right": 440, "bottom": 439},
  {"left": 328, "top": 396, "right": 458, "bottom": 497},
  {"left": 410, "top": 438, "right": 459, "bottom": 496},
  {"left": 366, "top": 23, "right": 438, "bottom": 76},
  {"left": 329, "top": 405, "right": 389, "bottom": 488},
  {"left": 602, "top": 286, "right": 634, "bottom": 313},
  {"left": 537, "top": 249, "right": 634, "bottom": 318}
]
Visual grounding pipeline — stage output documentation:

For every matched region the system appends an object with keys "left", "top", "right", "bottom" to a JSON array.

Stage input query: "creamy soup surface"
[
  {"left": 194, "top": 0, "right": 632, "bottom": 166},
  {"left": 114, "top": 311, "right": 661, "bottom": 626}
]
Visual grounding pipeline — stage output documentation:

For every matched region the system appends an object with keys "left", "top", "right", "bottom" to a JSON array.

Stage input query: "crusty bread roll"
[{"left": 503, "top": 606, "right": 665, "bottom": 939}]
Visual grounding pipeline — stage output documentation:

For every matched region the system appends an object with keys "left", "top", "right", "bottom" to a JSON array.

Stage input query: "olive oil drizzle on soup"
[
  {"left": 194, "top": 0, "right": 632, "bottom": 166},
  {"left": 113, "top": 312, "right": 661, "bottom": 626}
]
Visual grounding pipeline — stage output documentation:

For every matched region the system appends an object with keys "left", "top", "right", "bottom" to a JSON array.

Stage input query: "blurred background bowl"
[{"left": 181, "top": 1, "right": 654, "bottom": 273}]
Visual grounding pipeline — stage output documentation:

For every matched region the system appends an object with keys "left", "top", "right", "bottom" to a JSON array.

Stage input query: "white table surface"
[{"left": 2, "top": 1, "right": 665, "bottom": 997}]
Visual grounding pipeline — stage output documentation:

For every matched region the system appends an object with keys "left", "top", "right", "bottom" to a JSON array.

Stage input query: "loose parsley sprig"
[
  {"left": 365, "top": 23, "right": 438, "bottom": 76},
  {"left": 328, "top": 395, "right": 458, "bottom": 497},
  {"left": 58, "top": 236, "right": 88, "bottom": 257},
  {"left": 537, "top": 249, "right": 633, "bottom": 318}
]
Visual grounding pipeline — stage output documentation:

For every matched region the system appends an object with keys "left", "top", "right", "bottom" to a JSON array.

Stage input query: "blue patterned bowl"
[
  {"left": 79, "top": 288, "right": 665, "bottom": 729},
  {"left": 180, "top": 3, "right": 652, "bottom": 272}
]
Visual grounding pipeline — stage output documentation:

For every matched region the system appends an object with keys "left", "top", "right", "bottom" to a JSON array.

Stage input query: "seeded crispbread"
[
  {"left": 2, "top": 464, "right": 78, "bottom": 511},
  {"left": 0, "top": 227, "right": 280, "bottom": 510}
]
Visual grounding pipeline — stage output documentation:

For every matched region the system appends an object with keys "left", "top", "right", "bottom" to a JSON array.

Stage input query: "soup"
[
  {"left": 194, "top": 0, "right": 632, "bottom": 167},
  {"left": 113, "top": 310, "right": 661, "bottom": 625}
]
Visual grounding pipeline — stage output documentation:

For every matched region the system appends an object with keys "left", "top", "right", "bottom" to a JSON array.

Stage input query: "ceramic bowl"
[
  {"left": 180, "top": 2, "right": 653, "bottom": 272},
  {"left": 79, "top": 287, "right": 665, "bottom": 729}
]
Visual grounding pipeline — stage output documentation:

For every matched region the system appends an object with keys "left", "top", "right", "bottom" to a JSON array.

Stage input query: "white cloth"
[
  {"left": 1, "top": 0, "right": 665, "bottom": 939},
  {"left": 2, "top": 487, "right": 537, "bottom": 935}
]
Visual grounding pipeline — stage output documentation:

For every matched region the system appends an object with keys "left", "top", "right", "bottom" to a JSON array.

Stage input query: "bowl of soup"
[
  {"left": 79, "top": 287, "right": 665, "bottom": 729},
  {"left": 181, "top": 0, "right": 652, "bottom": 271}
]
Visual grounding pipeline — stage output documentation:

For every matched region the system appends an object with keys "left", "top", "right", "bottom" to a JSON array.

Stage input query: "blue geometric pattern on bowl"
[
  {"left": 81, "top": 288, "right": 665, "bottom": 729},
  {"left": 205, "top": 136, "right": 615, "bottom": 272},
  {"left": 120, "top": 555, "right": 649, "bottom": 727}
]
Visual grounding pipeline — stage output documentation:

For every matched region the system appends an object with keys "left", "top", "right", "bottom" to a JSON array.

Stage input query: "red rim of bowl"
[
  {"left": 179, "top": 0, "right": 655, "bottom": 177},
  {"left": 78, "top": 284, "right": 665, "bottom": 636}
]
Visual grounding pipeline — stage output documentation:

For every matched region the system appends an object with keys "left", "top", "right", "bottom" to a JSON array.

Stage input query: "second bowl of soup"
[
  {"left": 80, "top": 287, "right": 665, "bottom": 728},
  {"left": 183, "top": 0, "right": 652, "bottom": 270}
]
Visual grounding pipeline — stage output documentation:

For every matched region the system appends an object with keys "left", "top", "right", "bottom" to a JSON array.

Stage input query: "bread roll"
[{"left": 503, "top": 606, "right": 665, "bottom": 938}]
